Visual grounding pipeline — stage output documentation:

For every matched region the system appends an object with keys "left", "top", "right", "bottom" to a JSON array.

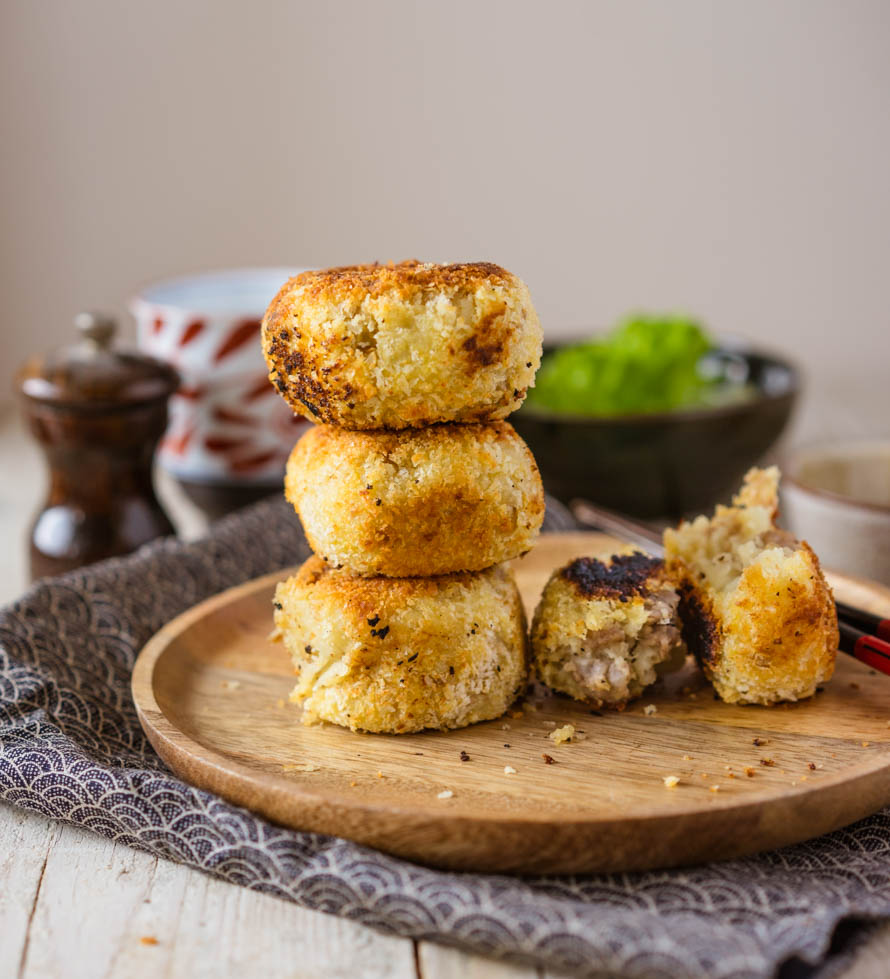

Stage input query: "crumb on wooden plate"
[
  {"left": 549, "top": 724, "right": 575, "bottom": 745},
  {"left": 542, "top": 754, "right": 556, "bottom": 765},
  {"left": 760, "top": 758, "right": 775, "bottom": 767},
  {"left": 709, "top": 784, "right": 720, "bottom": 792},
  {"left": 744, "top": 767, "right": 755, "bottom": 777},
  {"left": 437, "top": 790, "right": 454, "bottom": 800},
  {"left": 140, "top": 936, "right": 158, "bottom": 946},
  {"left": 643, "top": 704, "right": 657, "bottom": 716},
  {"left": 682, "top": 754, "right": 693, "bottom": 761},
  {"left": 663, "top": 775, "right": 680, "bottom": 789},
  {"left": 504, "top": 765, "right": 517, "bottom": 775}
]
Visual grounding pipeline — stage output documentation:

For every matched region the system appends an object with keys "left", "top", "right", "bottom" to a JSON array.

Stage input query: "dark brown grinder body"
[{"left": 16, "top": 313, "right": 180, "bottom": 580}]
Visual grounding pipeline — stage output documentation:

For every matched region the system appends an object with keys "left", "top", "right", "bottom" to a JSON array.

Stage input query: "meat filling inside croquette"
[{"left": 556, "top": 587, "right": 685, "bottom": 704}]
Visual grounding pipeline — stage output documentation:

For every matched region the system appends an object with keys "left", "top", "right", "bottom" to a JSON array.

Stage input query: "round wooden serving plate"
[{"left": 133, "top": 532, "right": 890, "bottom": 875}]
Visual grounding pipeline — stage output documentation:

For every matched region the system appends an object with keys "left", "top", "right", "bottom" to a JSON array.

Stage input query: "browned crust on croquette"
[
  {"left": 561, "top": 553, "right": 666, "bottom": 601},
  {"left": 293, "top": 554, "right": 470, "bottom": 607},
  {"left": 275, "top": 260, "right": 514, "bottom": 304}
]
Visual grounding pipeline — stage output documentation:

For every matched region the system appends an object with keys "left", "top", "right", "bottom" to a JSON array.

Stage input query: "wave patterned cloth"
[{"left": 0, "top": 495, "right": 888, "bottom": 979}]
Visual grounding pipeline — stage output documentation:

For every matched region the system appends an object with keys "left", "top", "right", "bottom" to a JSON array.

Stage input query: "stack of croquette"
[{"left": 261, "top": 261, "right": 545, "bottom": 733}]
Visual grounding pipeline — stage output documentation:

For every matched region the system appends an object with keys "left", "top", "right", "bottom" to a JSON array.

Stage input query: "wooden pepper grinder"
[{"left": 16, "top": 312, "right": 180, "bottom": 580}]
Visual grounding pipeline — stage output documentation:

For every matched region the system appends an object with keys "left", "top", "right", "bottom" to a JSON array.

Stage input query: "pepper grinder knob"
[{"left": 74, "top": 311, "right": 117, "bottom": 349}]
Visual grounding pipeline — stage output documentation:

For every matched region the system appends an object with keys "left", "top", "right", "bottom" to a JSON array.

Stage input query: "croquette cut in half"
[
  {"left": 531, "top": 553, "right": 688, "bottom": 709},
  {"left": 262, "top": 260, "right": 543, "bottom": 429},
  {"left": 273, "top": 557, "right": 528, "bottom": 733},
  {"left": 286, "top": 422, "right": 545, "bottom": 577},
  {"left": 664, "top": 466, "right": 838, "bottom": 705}
]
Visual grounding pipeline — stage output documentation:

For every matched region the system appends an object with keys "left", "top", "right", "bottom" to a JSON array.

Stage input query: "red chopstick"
[
  {"left": 835, "top": 601, "right": 890, "bottom": 643},
  {"left": 838, "top": 621, "right": 890, "bottom": 676}
]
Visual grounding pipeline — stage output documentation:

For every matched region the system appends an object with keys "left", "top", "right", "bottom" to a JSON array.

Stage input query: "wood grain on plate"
[{"left": 132, "top": 532, "right": 890, "bottom": 875}]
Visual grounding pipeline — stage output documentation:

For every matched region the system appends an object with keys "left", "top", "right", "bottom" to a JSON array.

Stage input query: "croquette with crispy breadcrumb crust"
[
  {"left": 664, "top": 466, "right": 838, "bottom": 705},
  {"left": 262, "top": 261, "right": 542, "bottom": 429},
  {"left": 273, "top": 557, "right": 528, "bottom": 733},
  {"left": 531, "top": 553, "right": 687, "bottom": 708},
  {"left": 285, "top": 422, "right": 545, "bottom": 577}
]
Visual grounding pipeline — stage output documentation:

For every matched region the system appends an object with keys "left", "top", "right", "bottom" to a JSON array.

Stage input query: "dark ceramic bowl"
[{"left": 511, "top": 343, "right": 799, "bottom": 519}]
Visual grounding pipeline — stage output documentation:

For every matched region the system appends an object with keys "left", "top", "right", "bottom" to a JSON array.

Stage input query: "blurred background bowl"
[
  {"left": 782, "top": 440, "right": 890, "bottom": 585},
  {"left": 511, "top": 342, "right": 799, "bottom": 519},
  {"left": 131, "top": 267, "right": 308, "bottom": 518}
]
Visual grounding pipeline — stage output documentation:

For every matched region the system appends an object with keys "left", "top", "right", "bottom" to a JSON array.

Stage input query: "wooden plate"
[{"left": 133, "top": 532, "right": 890, "bottom": 875}]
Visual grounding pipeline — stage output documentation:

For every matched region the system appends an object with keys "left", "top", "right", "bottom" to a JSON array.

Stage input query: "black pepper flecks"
[
  {"left": 367, "top": 615, "right": 380, "bottom": 627},
  {"left": 304, "top": 644, "right": 312, "bottom": 653},
  {"left": 460, "top": 751, "right": 470, "bottom": 762},
  {"left": 273, "top": 601, "right": 283, "bottom": 610},
  {"left": 370, "top": 625, "right": 390, "bottom": 639},
  {"left": 406, "top": 651, "right": 418, "bottom": 662},
  {"left": 375, "top": 498, "right": 382, "bottom": 506}
]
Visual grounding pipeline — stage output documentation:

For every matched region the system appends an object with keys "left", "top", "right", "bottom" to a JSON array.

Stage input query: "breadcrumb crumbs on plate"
[
  {"left": 682, "top": 754, "right": 693, "bottom": 761},
  {"left": 549, "top": 724, "right": 575, "bottom": 745},
  {"left": 709, "top": 784, "right": 721, "bottom": 792},
  {"left": 663, "top": 775, "right": 680, "bottom": 788},
  {"left": 808, "top": 762, "right": 817, "bottom": 770},
  {"left": 643, "top": 704, "right": 657, "bottom": 716},
  {"left": 377, "top": 771, "right": 384, "bottom": 778},
  {"left": 140, "top": 937, "right": 158, "bottom": 946},
  {"left": 542, "top": 754, "right": 556, "bottom": 764},
  {"left": 760, "top": 758, "right": 775, "bottom": 767},
  {"left": 437, "top": 790, "right": 454, "bottom": 800},
  {"left": 744, "top": 767, "right": 755, "bottom": 777},
  {"left": 221, "top": 680, "right": 241, "bottom": 690},
  {"left": 267, "top": 627, "right": 283, "bottom": 642},
  {"left": 862, "top": 741, "right": 871, "bottom": 747},
  {"left": 504, "top": 765, "right": 517, "bottom": 775}
]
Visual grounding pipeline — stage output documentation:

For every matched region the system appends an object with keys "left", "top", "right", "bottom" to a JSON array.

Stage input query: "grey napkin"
[{"left": 1, "top": 495, "right": 889, "bottom": 979}]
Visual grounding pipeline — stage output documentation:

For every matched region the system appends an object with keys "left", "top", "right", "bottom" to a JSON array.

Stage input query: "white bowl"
[
  {"left": 130, "top": 267, "right": 309, "bottom": 487},
  {"left": 782, "top": 440, "right": 890, "bottom": 585}
]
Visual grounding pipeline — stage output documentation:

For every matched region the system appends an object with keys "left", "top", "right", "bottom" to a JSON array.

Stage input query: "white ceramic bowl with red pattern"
[{"left": 130, "top": 268, "right": 309, "bottom": 495}]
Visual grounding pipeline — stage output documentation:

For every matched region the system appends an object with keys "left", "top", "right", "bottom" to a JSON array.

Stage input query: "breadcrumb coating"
[
  {"left": 664, "top": 466, "right": 838, "bottom": 704},
  {"left": 285, "top": 422, "right": 544, "bottom": 577},
  {"left": 262, "top": 261, "right": 542, "bottom": 429},
  {"left": 273, "top": 557, "right": 528, "bottom": 733}
]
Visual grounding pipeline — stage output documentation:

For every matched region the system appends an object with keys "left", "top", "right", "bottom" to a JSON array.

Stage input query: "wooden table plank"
[
  {"left": 0, "top": 803, "right": 60, "bottom": 979},
  {"left": 418, "top": 943, "right": 542, "bottom": 978},
  {"left": 0, "top": 803, "right": 416, "bottom": 979}
]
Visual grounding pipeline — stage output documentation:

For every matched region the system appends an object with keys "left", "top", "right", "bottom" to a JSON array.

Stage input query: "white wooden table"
[{"left": 0, "top": 404, "right": 887, "bottom": 979}]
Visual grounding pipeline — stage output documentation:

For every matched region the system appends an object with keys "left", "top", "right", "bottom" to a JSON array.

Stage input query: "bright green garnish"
[{"left": 526, "top": 314, "right": 718, "bottom": 417}]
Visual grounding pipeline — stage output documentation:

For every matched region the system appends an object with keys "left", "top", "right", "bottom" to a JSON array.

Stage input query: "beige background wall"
[{"left": 2, "top": 0, "right": 888, "bottom": 439}]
